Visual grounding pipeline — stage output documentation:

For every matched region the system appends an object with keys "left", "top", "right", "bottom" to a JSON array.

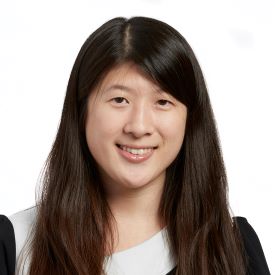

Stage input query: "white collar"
[{"left": 103, "top": 227, "right": 176, "bottom": 275}]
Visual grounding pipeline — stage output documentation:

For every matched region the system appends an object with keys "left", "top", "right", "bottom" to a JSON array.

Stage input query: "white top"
[
  {"left": 9, "top": 207, "right": 176, "bottom": 275},
  {"left": 9, "top": 207, "right": 36, "bottom": 274},
  {"left": 104, "top": 227, "right": 175, "bottom": 275}
]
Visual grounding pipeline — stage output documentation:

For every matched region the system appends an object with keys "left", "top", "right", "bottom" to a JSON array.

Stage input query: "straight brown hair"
[{"left": 18, "top": 16, "right": 247, "bottom": 274}]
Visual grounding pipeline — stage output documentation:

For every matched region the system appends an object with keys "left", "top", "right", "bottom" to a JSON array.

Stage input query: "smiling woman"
[{"left": 0, "top": 16, "right": 270, "bottom": 275}]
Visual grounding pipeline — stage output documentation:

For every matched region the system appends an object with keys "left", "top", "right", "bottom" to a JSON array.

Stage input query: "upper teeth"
[{"left": 120, "top": 145, "right": 153, "bottom": 155}]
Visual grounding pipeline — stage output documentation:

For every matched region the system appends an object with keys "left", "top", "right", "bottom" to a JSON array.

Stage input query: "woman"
[{"left": 0, "top": 16, "right": 270, "bottom": 275}]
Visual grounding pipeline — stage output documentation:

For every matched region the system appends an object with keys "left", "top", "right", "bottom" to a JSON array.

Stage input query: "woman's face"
[{"left": 85, "top": 63, "right": 187, "bottom": 194}]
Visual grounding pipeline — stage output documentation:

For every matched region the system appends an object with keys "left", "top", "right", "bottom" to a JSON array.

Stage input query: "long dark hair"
[{"left": 19, "top": 16, "right": 247, "bottom": 274}]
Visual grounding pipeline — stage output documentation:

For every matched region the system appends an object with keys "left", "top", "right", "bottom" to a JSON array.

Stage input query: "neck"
[
  {"left": 105, "top": 178, "right": 165, "bottom": 228},
  {"left": 104, "top": 179, "right": 166, "bottom": 253}
]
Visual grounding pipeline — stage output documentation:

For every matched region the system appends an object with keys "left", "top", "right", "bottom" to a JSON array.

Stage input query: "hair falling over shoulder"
[{"left": 18, "top": 17, "right": 248, "bottom": 275}]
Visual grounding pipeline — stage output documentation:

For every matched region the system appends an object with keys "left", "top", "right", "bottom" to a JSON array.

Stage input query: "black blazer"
[
  {"left": 0, "top": 215, "right": 15, "bottom": 275},
  {"left": 0, "top": 215, "right": 270, "bottom": 275}
]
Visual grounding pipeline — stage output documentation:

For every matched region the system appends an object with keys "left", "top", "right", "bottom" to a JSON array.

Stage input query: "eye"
[
  {"left": 111, "top": 97, "right": 129, "bottom": 104},
  {"left": 157, "top": 99, "right": 172, "bottom": 107}
]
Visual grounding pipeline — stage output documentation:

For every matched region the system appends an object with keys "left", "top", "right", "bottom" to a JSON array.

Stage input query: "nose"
[{"left": 123, "top": 103, "right": 154, "bottom": 138}]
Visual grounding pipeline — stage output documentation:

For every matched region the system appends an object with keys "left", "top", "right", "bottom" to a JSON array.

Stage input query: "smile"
[
  {"left": 116, "top": 144, "right": 157, "bottom": 163},
  {"left": 118, "top": 145, "right": 154, "bottom": 155}
]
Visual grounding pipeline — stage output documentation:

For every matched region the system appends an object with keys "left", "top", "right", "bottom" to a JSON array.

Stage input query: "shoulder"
[
  {"left": 9, "top": 206, "right": 38, "bottom": 261},
  {"left": 165, "top": 217, "right": 271, "bottom": 275},
  {"left": 0, "top": 215, "right": 16, "bottom": 275},
  {"left": 9, "top": 206, "right": 37, "bottom": 231},
  {"left": 0, "top": 214, "right": 15, "bottom": 243},
  {"left": 233, "top": 216, "right": 271, "bottom": 275}
]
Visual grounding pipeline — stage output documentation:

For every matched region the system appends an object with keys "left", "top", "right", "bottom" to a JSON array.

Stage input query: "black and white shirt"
[{"left": 0, "top": 206, "right": 271, "bottom": 275}]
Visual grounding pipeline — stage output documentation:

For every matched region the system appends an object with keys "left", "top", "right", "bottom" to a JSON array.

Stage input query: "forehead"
[{"left": 96, "top": 62, "right": 162, "bottom": 94}]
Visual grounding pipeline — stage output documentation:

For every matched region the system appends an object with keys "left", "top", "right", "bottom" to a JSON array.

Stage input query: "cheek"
[
  {"left": 159, "top": 111, "right": 186, "bottom": 136},
  {"left": 159, "top": 114, "right": 187, "bottom": 154},
  {"left": 85, "top": 109, "right": 123, "bottom": 148}
]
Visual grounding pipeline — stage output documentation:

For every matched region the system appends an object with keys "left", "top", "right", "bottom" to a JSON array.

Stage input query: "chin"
[
  {"left": 119, "top": 175, "right": 159, "bottom": 190},
  {"left": 119, "top": 180, "right": 148, "bottom": 189}
]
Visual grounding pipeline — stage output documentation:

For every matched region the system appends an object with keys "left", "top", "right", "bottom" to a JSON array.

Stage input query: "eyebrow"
[
  {"left": 104, "top": 84, "right": 134, "bottom": 93},
  {"left": 104, "top": 84, "right": 165, "bottom": 94}
]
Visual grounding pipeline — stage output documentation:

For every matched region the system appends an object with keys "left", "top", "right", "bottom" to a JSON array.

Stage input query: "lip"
[
  {"left": 116, "top": 144, "right": 157, "bottom": 149},
  {"left": 116, "top": 144, "right": 156, "bottom": 163}
]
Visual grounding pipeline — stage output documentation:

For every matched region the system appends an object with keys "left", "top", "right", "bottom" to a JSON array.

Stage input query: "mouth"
[
  {"left": 116, "top": 144, "right": 158, "bottom": 155},
  {"left": 116, "top": 144, "right": 157, "bottom": 163}
]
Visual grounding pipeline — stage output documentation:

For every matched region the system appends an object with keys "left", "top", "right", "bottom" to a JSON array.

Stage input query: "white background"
[{"left": 0, "top": 0, "right": 274, "bottom": 272}]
